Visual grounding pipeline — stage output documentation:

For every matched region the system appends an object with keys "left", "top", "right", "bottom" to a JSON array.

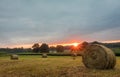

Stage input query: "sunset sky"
[{"left": 0, "top": 0, "right": 120, "bottom": 48}]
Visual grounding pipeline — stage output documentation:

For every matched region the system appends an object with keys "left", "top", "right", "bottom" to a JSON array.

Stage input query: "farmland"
[{"left": 0, "top": 55, "right": 120, "bottom": 77}]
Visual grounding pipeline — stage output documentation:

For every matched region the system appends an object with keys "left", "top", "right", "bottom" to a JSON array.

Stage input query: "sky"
[{"left": 0, "top": 0, "right": 120, "bottom": 48}]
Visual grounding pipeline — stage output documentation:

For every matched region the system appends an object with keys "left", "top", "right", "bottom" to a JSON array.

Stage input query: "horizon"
[
  {"left": 1, "top": 40, "right": 120, "bottom": 48},
  {"left": 0, "top": 0, "right": 120, "bottom": 48}
]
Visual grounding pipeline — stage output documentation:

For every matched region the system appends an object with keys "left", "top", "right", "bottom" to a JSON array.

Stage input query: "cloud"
[
  {"left": 0, "top": 0, "right": 120, "bottom": 47},
  {"left": 83, "top": 27, "right": 120, "bottom": 42}
]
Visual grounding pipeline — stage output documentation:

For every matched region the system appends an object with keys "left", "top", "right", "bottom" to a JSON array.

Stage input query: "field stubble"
[{"left": 0, "top": 56, "right": 120, "bottom": 77}]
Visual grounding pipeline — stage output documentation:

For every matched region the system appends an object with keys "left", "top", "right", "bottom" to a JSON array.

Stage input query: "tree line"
[
  {"left": 32, "top": 43, "right": 65, "bottom": 53},
  {"left": 32, "top": 41, "right": 120, "bottom": 53},
  {"left": 0, "top": 41, "right": 120, "bottom": 53},
  {"left": 90, "top": 41, "right": 120, "bottom": 48}
]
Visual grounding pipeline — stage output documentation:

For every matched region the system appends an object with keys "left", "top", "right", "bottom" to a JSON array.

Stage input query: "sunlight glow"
[{"left": 72, "top": 42, "right": 79, "bottom": 47}]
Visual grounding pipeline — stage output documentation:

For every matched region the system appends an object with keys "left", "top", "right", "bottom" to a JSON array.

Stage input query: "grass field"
[{"left": 0, "top": 56, "right": 120, "bottom": 77}]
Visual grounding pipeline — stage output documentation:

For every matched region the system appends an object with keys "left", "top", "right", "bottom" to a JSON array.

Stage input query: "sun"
[{"left": 72, "top": 42, "right": 79, "bottom": 47}]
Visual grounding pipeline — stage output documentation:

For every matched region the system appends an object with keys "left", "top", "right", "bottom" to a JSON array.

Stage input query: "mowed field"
[{"left": 0, "top": 56, "right": 120, "bottom": 77}]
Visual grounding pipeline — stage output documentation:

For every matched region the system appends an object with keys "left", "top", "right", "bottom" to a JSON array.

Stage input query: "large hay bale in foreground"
[
  {"left": 42, "top": 53, "right": 47, "bottom": 58},
  {"left": 82, "top": 44, "right": 116, "bottom": 69},
  {"left": 10, "top": 54, "right": 19, "bottom": 60}
]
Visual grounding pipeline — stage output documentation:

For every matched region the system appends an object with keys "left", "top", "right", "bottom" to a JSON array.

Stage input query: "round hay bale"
[
  {"left": 82, "top": 44, "right": 116, "bottom": 69},
  {"left": 10, "top": 54, "right": 19, "bottom": 60},
  {"left": 72, "top": 53, "right": 77, "bottom": 57},
  {"left": 72, "top": 53, "right": 77, "bottom": 60},
  {"left": 42, "top": 53, "right": 47, "bottom": 58}
]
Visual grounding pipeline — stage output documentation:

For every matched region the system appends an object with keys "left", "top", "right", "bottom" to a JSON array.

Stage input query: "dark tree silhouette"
[
  {"left": 40, "top": 43, "right": 49, "bottom": 53},
  {"left": 49, "top": 46, "right": 56, "bottom": 51},
  {"left": 56, "top": 45, "right": 64, "bottom": 52},
  {"left": 91, "top": 41, "right": 101, "bottom": 44},
  {"left": 78, "top": 41, "right": 89, "bottom": 51},
  {"left": 32, "top": 43, "right": 40, "bottom": 53}
]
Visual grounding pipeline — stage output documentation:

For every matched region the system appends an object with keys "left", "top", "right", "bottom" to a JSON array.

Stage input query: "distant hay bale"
[
  {"left": 10, "top": 54, "right": 19, "bottom": 60},
  {"left": 72, "top": 53, "right": 77, "bottom": 57},
  {"left": 82, "top": 44, "right": 116, "bottom": 69},
  {"left": 72, "top": 53, "right": 77, "bottom": 60},
  {"left": 42, "top": 53, "right": 47, "bottom": 58}
]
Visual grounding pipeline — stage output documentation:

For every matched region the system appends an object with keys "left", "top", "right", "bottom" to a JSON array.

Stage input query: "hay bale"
[
  {"left": 10, "top": 54, "right": 19, "bottom": 60},
  {"left": 72, "top": 53, "right": 77, "bottom": 60},
  {"left": 72, "top": 53, "right": 77, "bottom": 57},
  {"left": 82, "top": 44, "right": 116, "bottom": 69},
  {"left": 42, "top": 53, "right": 47, "bottom": 58}
]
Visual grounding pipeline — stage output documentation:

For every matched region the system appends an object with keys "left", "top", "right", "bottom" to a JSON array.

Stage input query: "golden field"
[{"left": 0, "top": 56, "right": 120, "bottom": 77}]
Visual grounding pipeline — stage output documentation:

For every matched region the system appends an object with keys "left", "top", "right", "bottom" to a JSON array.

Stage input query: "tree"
[
  {"left": 78, "top": 41, "right": 89, "bottom": 51},
  {"left": 32, "top": 43, "right": 40, "bottom": 53},
  {"left": 49, "top": 46, "right": 56, "bottom": 51},
  {"left": 56, "top": 45, "right": 64, "bottom": 52},
  {"left": 40, "top": 43, "right": 49, "bottom": 53},
  {"left": 91, "top": 41, "right": 101, "bottom": 44}
]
